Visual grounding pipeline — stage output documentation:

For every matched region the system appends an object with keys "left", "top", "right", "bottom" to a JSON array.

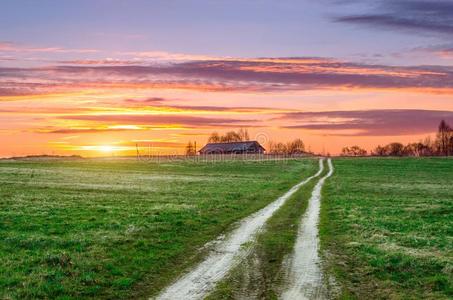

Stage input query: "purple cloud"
[
  {"left": 334, "top": 1, "right": 453, "bottom": 36},
  {"left": 279, "top": 109, "right": 453, "bottom": 136}
]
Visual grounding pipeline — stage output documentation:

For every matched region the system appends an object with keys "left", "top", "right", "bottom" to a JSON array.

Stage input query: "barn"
[{"left": 199, "top": 141, "right": 265, "bottom": 154}]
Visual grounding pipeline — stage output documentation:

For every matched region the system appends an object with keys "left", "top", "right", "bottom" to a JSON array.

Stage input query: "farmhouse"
[{"left": 199, "top": 141, "right": 265, "bottom": 154}]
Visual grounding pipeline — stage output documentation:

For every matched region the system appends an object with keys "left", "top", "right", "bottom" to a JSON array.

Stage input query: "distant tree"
[
  {"left": 436, "top": 120, "right": 452, "bottom": 156},
  {"left": 403, "top": 141, "right": 433, "bottom": 157},
  {"left": 287, "top": 138, "right": 305, "bottom": 154},
  {"left": 185, "top": 141, "right": 196, "bottom": 156},
  {"left": 372, "top": 145, "right": 388, "bottom": 156},
  {"left": 450, "top": 135, "right": 453, "bottom": 155},
  {"left": 341, "top": 147, "right": 350, "bottom": 156},
  {"left": 373, "top": 138, "right": 438, "bottom": 157},
  {"left": 421, "top": 136, "right": 435, "bottom": 156},
  {"left": 352, "top": 146, "right": 367, "bottom": 156},
  {"left": 268, "top": 141, "right": 288, "bottom": 154},
  {"left": 268, "top": 138, "right": 306, "bottom": 155},
  {"left": 387, "top": 142, "right": 405, "bottom": 156},
  {"left": 208, "top": 129, "right": 248, "bottom": 143},
  {"left": 208, "top": 132, "right": 221, "bottom": 143},
  {"left": 403, "top": 143, "right": 417, "bottom": 156},
  {"left": 220, "top": 131, "right": 242, "bottom": 142},
  {"left": 237, "top": 128, "right": 250, "bottom": 141},
  {"left": 370, "top": 120, "right": 453, "bottom": 157},
  {"left": 341, "top": 145, "right": 367, "bottom": 156}
]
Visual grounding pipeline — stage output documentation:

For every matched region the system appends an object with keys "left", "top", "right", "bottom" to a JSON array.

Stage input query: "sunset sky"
[{"left": 1, "top": 0, "right": 453, "bottom": 157}]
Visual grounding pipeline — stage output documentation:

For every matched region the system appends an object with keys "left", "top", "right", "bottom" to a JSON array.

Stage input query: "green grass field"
[
  {"left": 321, "top": 158, "right": 453, "bottom": 299},
  {"left": 0, "top": 158, "right": 317, "bottom": 299},
  {"left": 1, "top": 157, "right": 452, "bottom": 299}
]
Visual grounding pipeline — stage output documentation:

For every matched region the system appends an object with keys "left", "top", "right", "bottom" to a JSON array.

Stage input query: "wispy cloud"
[
  {"left": 121, "top": 97, "right": 294, "bottom": 114},
  {"left": 411, "top": 44, "right": 453, "bottom": 59},
  {"left": 37, "top": 127, "right": 143, "bottom": 134},
  {"left": 122, "top": 97, "right": 167, "bottom": 104},
  {"left": 334, "top": 1, "right": 453, "bottom": 36},
  {"left": 57, "top": 59, "right": 143, "bottom": 65},
  {"left": 279, "top": 109, "right": 453, "bottom": 136},
  {"left": 118, "top": 50, "right": 222, "bottom": 62},
  {"left": 0, "top": 41, "right": 98, "bottom": 54},
  {"left": 59, "top": 114, "right": 257, "bottom": 128}
]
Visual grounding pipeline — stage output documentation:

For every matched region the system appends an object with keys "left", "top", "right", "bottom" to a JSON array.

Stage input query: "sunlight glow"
[
  {"left": 99, "top": 145, "right": 115, "bottom": 152},
  {"left": 78, "top": 145, "right": 129, "bottom": 153}
]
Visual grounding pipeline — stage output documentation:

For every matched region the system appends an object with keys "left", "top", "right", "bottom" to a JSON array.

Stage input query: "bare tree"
[
  {"left": 238, "top": 128, "right": 250, "bottom": 141},
  {"left": 208, "top": 132, "right": 221, "bottom": 143},
  {"left": 268, "top": 138, "right": 306, "bottom": 155},
  {"left": 185, "top": 141, "right": 196, "bottom": 156},
  {"left": 268, "top": 141, "right": 288, "bottom": 154},
  {"left": 404, "top": 143, "right": 420, "bottom": 157},
  {"left": 422, "top": 136, "right": 434, "bottom": 156},
  {"left": 450, "top": 135, "right": 453, "bottom": 155},
  {"left": 372, "top": 145, "right": 387, "bottom": 156},
  {"left": 287, "top": 138, "right": 305, "bottom": 154},
  {"left": 341, "top": 145, "right": 367, "bottom": 156},
  {"left": 208, "top": 129, "right": 250, "bottom": 143},
  {"left": 387, "top": 143, "right": 405, "bottom": 156},
  {"left": 220, "top": 131, "right": 242, "bottom": 142},
  {"left": 436, "top": 120, "right": 452, "bottom": 156}
]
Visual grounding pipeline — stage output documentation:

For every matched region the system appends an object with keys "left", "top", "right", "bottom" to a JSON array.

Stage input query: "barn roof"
[{"left": 199, "top": 141, "right": 265, "bottom": 153}]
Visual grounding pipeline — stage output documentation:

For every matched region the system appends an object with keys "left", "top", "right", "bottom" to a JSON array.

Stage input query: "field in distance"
[{"left": 0, "top": 157, "right": 317, "bottom": 299}]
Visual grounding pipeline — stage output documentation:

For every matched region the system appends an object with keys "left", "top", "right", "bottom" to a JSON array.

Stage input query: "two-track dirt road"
[
  {"left": 281, "top": 158, "right": 334, "bottom": 300},
  {"left": 155, "top": 158, "right": 334, "bottom": 300}
]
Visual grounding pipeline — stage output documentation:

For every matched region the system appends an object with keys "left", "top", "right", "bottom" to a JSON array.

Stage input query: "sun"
[{"left": 99, "top": 145, "right": 115, "bottom": 153}]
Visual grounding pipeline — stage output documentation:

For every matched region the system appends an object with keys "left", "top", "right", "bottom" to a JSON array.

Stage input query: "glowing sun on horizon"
[{"left": 99, "top": 145, "right": 115, "bottom": 153}]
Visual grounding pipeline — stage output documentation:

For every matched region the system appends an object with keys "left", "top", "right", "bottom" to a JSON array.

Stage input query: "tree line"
[
  {"left": 341, "top": 120, "right": 453, "bottom": 157},
  {"left": 186, "top": 120, "right": 453, "bottom": 157},
  {"left": 267, "top": 139, "right": 306, "bottom": 155}
]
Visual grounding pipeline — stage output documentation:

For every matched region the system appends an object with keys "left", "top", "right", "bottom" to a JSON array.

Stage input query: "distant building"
[{"left": 199, "top": 141, "right": 265, "bottom": 154}]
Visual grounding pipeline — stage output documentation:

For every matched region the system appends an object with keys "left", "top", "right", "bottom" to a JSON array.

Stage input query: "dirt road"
[
  {"left": 281, "top": 158, "right": 334, "bottom": 300},
  {"left": 154, "top": 159, "right": 324, "bottom": 300}
]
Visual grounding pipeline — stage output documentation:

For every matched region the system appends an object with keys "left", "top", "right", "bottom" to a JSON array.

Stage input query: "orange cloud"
[{"left": 59, "top": 114, "right": 258, "bottom": 128}]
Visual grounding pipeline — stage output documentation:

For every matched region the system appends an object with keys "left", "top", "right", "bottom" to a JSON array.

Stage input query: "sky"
[{"left": 1, "top": 0, "right": 453, "bottom": 157}]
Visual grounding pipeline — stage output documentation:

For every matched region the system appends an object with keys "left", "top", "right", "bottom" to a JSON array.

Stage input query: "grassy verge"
[
  {"left": 207, "top": 159, "right": 325, "bottom": 299},
  {"left": 320, "top": 158, "right": 453, "bottom": 299},
  {"left": 0, "top": 158, "right": 316, "bottom": 299}
]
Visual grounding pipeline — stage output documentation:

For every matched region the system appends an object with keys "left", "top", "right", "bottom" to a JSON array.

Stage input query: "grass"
[
  {"left": 3, "top": 157, "right": 450, "bottom": 299},
  {"left": 0, "top": 157, "right": 317, "bottom": 299},
  {"left": 206, "top": 159, "right": 325, "bottom": 299},
  {"left": 320, "top": 157, "right": 453, "bottom": 299}
]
